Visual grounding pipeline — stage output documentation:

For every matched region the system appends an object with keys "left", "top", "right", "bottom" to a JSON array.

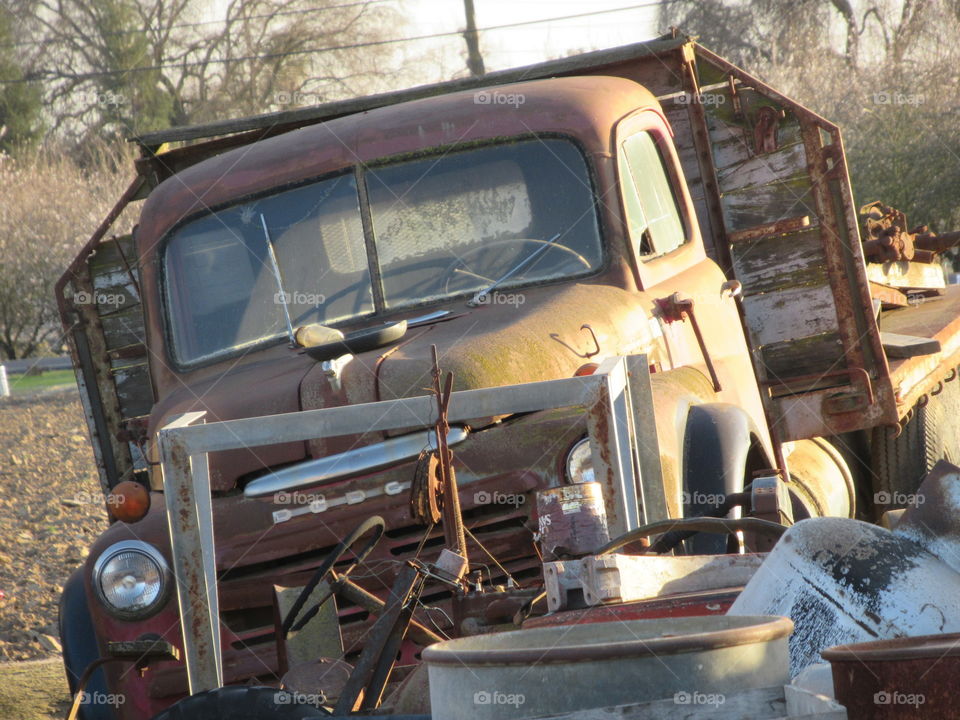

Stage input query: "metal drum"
[
  {"left": 823, "top": 633, "right": 960, "bottom": 719},
  {"left": 730, "top": 517, "right": 960, "bottom": 675},
  {"left": 424, "top": 615, "right": 793, "bottom": 719}
]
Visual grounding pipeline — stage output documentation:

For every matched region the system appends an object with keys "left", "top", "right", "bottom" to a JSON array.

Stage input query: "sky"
[{"left": 393, "top": 0, "right": 663, "bottom": 79}]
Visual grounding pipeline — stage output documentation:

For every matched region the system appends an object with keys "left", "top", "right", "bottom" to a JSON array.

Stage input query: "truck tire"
[
  {"left": 148, "top": 687, "right": 327, "bottom": 719},
  {"left": 871, "top": 375, "right": 960, "bottom": 511}
]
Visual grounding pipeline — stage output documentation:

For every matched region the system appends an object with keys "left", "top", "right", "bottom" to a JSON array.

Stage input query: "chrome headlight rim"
[
  {"left": 564, "top": 436, "right": 595, "bottom": 484},
  {"left": 92, "top": 540, "right": 171, "bottom": 620}
]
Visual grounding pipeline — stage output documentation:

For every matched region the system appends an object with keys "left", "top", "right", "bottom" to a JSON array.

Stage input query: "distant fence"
[{"left": 2, "top": 357, "right": 73, "bottom": 375}]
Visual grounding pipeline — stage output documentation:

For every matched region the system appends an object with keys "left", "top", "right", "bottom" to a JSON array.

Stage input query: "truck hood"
[
  {"left": 151, "top": 282, "right": 656, "bottom": 490},
  {"left": 301, "top": 282, "right": 655, "bottom": 455}
]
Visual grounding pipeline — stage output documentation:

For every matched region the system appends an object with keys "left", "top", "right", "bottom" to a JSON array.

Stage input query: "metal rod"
[
  {"left": 332, "top": 573, "right": 443, "bottom": 645},
  {"left": 432, "top": 346, "right": 467, "bottom": 561},
  {"left": 333, "top": 563, "right": 421, "bottom": 714},
  {"left": 685, "top": 307, "right": 722, "bottom": 392}
]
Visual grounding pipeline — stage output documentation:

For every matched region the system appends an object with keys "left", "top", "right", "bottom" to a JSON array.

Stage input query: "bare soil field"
[{"left": 0, "top": 389, "right": 107, "bottom": 662}]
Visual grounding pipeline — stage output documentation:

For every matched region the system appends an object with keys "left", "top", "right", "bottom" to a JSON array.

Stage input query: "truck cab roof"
[{"left": 137, "top": 75, "right": 660, "bottom": 258}]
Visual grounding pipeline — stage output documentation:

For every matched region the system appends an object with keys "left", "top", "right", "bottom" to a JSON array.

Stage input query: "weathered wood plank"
[
  {"left": 760, "top": 331, "right": 845, "bottom": 384},
  {"left": 90, "top": 274, "right": 141, "bottom": 314},
  {"left": 869, "top": 282, "right": 909, "bottom": 308},
  {"left": 101, "top": 306, "right": 147, "bottom": 350},
  {"left": 721, "top": 178, "right": 815, "bottom": 231},
  {"left": 741, "top": 285, "right": 839, "bottom": 347},
  {"left": 731, "top": 228, "right": 827, "bottom": 297},
  {"left": 86, "top": 234, "right": 143, "bottom": 319},
  {"left": 88, "top": 235, "right": 137, "bottom": 274},
  {"left": 708, "top": 115, "right": 804, "bottom": 171},
  {"left": 880, "top": 331, "right": 941, "bottom": 358},
  {"left": 717, "top": 141, "right": 807, "bottom": 194},
  {"left": 591, "top": 53, "right": 684, "bottom": 97},
  {"left": 656, "top": 104, "right": 706, "bottom": 197},
  {"left": 728, "top": 216, "right": 811, "bottom": 243},
  {"left": 110, "top": 361, "right": 154, "bottom": 417}
]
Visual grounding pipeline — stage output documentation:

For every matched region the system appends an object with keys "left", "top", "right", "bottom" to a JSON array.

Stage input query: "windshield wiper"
[
  {"left": 260, "top": 213, "right": 296, "bottom": 345},
  {"left": 468, "top": 232, "right": 561, "bottom": 307}
]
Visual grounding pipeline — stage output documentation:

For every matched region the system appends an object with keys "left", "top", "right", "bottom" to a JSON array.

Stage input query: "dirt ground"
[
  {"left": 0, "top": 658, "right": 70, "bottom": 720},
  {"left": 0, "top": 388, "right": 107, "bottom": 663}
]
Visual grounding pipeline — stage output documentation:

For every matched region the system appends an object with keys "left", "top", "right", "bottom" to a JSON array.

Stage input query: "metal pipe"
[{"left": 598, "top": 517, "right": 787, "bottom": 555}]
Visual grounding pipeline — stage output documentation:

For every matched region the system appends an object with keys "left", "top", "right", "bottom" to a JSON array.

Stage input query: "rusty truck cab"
[{"left": 62, "top": 75, "right": 770, "bottom": 720}]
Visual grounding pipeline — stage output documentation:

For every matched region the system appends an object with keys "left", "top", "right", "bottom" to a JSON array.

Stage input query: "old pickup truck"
[{"left": 55, "top": 34, "right": 960, "bottom": 719}]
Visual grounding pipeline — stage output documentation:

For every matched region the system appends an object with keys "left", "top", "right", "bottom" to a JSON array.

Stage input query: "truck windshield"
[{"left": 163, "top": 137, "right": 602, "bottom": 366}]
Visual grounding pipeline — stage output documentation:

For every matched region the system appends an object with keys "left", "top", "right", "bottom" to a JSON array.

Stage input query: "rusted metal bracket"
[
  {"left": 655, "top": 292, "right": 722, "bottom": 392},
  {"left": 727, "top": 75, "right": 743, "bottom": 120},
  {"left": 750, "top": 473, "right": 794, "bottom": 547},
  {"left": 580, "top": 324, "right": 601, "bottom": 358},
  {"left": 753, "top": 105, "right": 784, "bottom": 154}
]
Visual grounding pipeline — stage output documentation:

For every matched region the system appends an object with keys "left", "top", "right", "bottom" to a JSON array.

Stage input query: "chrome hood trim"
[{"left": 244, "top": 426, "right": 469, "bottom": 498}]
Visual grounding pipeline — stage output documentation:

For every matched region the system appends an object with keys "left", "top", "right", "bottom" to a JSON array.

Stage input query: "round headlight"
[
  {"left": 565, "top": 438, "right": 595, "bottom": 484},
  {"left": 93, "top": 541, "right": 171, "bottom": 619}
]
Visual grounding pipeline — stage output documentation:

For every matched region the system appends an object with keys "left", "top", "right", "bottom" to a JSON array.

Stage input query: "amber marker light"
[{"left": 106, "top": 480, "right": 151, "bottom": 523}]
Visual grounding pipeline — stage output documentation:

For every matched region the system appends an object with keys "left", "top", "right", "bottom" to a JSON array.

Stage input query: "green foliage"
[
  {"left": 93, "top": 0, "right": 174, "bottom": 137},
  {"left": 0, "top": 8, "right": 44, "bottom": 152}
]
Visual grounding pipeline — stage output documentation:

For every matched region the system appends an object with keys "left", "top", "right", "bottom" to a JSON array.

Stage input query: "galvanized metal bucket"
[{"left": 423, "top": 615, "right": 793, "bottom": 719}]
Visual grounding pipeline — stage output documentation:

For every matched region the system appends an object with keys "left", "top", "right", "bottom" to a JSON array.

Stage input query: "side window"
[{"left": 618, "top": 131, "right": 686, "bottom": 257}]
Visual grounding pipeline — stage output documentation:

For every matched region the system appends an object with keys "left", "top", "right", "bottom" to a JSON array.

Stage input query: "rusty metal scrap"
[
  {"left": 861, "top": 201, "right": 960, "bottom": 263},
  {"left": 430, "top": 345, "right": 468, "bottom": 579},
  {"left": 753, "top": 105, "right": 784, "bottom": 154},
  {"left": 410, "top": 449, "right": 443, "bottom": 525},
  {"left": 915, "top": 229, "right": 960, "bottom": 254},
  {"left": 824, "top": 634, "right": 959, "bottom": 720}
]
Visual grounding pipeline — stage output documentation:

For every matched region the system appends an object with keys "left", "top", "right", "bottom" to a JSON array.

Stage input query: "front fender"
[
  {"left": 59, "top": 569, "right": 114, "bottom": 720},
  {"left": 682, "top": 403, "right": 769, "bottom": 553}
]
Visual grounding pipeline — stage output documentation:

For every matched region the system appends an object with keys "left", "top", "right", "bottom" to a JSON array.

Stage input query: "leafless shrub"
[{"left": 0, "top": 142, "right": 135, "bottom": 358}]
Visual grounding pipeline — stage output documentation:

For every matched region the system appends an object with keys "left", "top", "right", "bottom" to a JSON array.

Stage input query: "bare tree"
[
  {"left": 23, "top": 0, "right": 404, "bottom": 142},
  {"left": 0, "top": 145, "right": 134, "bottom": 359}
]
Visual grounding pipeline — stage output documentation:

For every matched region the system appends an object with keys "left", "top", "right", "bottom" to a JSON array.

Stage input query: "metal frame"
[{"left": 157, "top": 354, "right": 664, "bottom": 694}]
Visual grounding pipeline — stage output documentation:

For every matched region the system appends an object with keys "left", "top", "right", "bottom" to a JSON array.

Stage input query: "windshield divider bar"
[{"left": 356, "top": 167, "right": 386, "bottom": 313}]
